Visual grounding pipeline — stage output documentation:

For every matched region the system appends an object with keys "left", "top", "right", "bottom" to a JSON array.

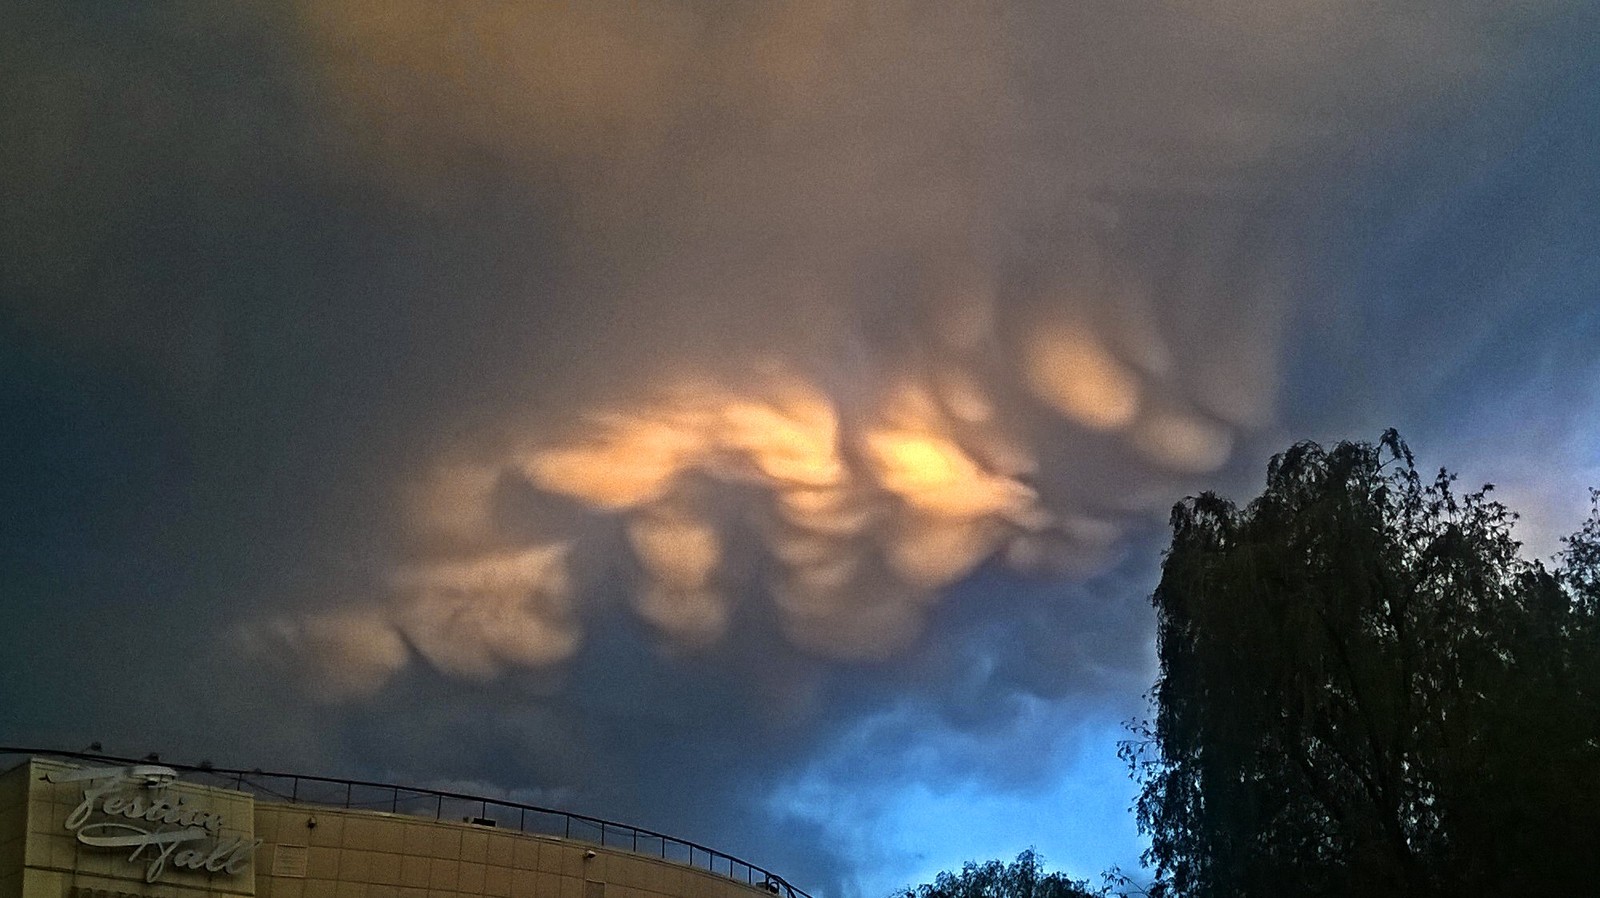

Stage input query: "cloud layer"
[{"left": 5, "top": 2, "right": 1599, "bottom": 895}]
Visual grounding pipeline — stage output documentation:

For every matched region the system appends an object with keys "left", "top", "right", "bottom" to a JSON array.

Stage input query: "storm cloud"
[{"left": 4, "top": 2, "right": 1599, "bottom": 895}]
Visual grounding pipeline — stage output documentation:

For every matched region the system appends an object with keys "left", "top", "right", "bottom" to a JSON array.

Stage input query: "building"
[{"left": 0, "top": 753, "right": 805, "bottom": 898}]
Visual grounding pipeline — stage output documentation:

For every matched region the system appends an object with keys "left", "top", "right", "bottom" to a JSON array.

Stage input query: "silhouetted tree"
[
  {"left": 1125, "top": 432, "right": 1600, "bottom": 898},
  {"left": 893, "top": 849, "right": 1103, "bottom": 898}
]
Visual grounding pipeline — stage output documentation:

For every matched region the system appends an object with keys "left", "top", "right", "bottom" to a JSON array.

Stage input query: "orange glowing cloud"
[
  {"left": 627, "top": 509, "right": 722, "bottom": 591},
  {"left": 1023, "top": 326, "right": 1142, "bottom": 431},
  {"left": 884, "top": 515, "right": 1005, "bottom": 589},
  {"left": 523, "top": 379, "right": 844, "bottom": 507},
  {"left": 523, "top": 416, "right": 704, "bottom": 510},
  {"left": 269, "top": 312, "right": 1260, "bottom": 693},
  {"left": 776, "top": 486, "right": 876, "bottom": 535},
  {"left": 393, "top": 545, "right": 579, "bottom": 679},
  {"left": 634, "top": 586, "right": 730, "bottom": 650},
  {"left": 500, "top": 372, "right": 1052, "bottom": 659},
  {"left": 864, "top": 429, "right": 1036, "bottom": 521},
  {"left": 719, "top": 388, "right": 845, "bottom": 489}
]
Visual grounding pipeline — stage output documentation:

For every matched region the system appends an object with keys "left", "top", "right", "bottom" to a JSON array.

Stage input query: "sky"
[{"left": 3, "top": 2, "right": 1600, "bottom": 896}]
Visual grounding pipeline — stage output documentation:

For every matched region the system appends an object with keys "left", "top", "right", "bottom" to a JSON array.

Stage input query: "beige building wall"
[
  {"left": 2, "top": 760, "right": 785, "bottom": 898},
  {"left": 253, "top": 803, "right": 775, "bottom": 898}
]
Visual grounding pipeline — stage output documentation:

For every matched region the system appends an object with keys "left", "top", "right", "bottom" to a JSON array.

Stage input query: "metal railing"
[{"left": 2, "top": 747, "right": 808, "bottom": 898}]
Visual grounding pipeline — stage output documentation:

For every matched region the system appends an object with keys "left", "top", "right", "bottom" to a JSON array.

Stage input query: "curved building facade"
[{"left": 0, "top": 755, "right": 805, "bottom": 898}]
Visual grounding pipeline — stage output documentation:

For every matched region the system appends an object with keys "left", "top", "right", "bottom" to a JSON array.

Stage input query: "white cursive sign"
[{"left": 46, "top": 766, "right": 261, "bottom": 883}]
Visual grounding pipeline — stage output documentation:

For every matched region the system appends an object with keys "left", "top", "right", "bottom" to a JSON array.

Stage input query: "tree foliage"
[
  {"left": 893, "top": 849, "right": 1103, "bottom": 898},
  {"left": 1126, "top": 432, "right": 1600, "bottom": 898}
]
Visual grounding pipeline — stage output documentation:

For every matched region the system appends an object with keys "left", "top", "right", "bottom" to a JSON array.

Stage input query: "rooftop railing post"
[
  {"left": 345, "top": 782, "right": 353, "bottom": 809},
  {"left": 436, "top": 794, "right": 443, "bottom": 820}
]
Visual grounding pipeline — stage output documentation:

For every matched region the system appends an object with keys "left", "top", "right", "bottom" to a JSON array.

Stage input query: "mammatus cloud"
[
  {"left": 243, "top": 0, "right": 1395, "bottom": 694},
  {"left": 7, "top": 2, "right": 1598, "bottom": 895},
  {"left": 252, "top": 545, "right": 577, "bottom": 699},
  {"left": 204, "top": 2, "right": 1557, "bottom": 708},
  {"left": 258, "top": 321, "right": 1263, "bottom": 693},
  {"left": 246, "top": 0, "right": 1554, "bottom": 694}
]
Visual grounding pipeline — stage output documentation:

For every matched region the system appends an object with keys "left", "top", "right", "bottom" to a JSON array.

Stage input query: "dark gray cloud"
[{"left": 5, "top": 2, "right": 1600, "bottom": 896}]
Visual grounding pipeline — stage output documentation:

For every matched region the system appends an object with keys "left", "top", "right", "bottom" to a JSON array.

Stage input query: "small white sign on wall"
[{"left": 270, "top": 844, "right": 309, "bottom": 878}]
